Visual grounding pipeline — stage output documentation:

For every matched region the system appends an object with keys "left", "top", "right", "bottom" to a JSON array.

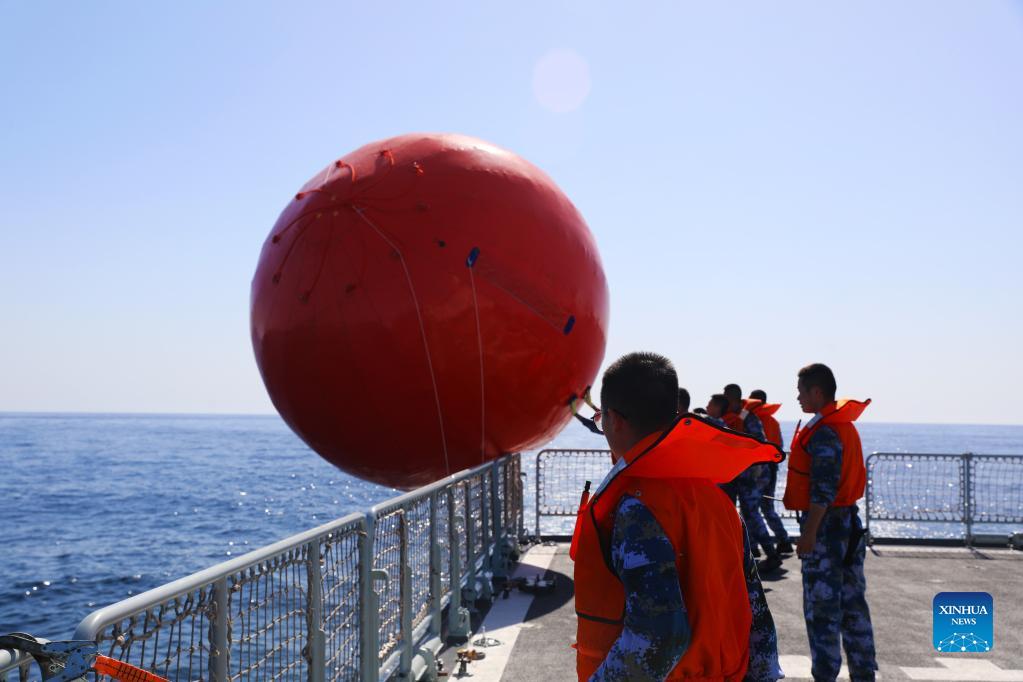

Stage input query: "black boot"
[
  {"left": 776, "top": 539, "right": 794, "bottom": 555},
  {"left": 757, "top": 550, "right": 783, "bottom": 574}
]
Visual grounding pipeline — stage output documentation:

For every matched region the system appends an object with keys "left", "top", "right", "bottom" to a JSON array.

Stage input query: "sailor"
[
  {"left": 572, "top": 353, "right": 783, "bottom": 681},
  {"left": 570, "top": 387, "right": 604, "bottom": 435},
  {"left": 704, "top": 393, "right": 730, "bottom": 427},
  {"left": 748, "top": 390, "right": 793, "bottom": 555},
  {"left": 705, "top": 393, "right": 743, "bottom": 505},
  {"left": 722, "top": 384, "right": 782, "bottom": 573},
  {"left": 678, "top": 387, "right": 691, "bottom": 414},
  {"left": 785, "top": 363, "right": 877, "bottom": 682}
]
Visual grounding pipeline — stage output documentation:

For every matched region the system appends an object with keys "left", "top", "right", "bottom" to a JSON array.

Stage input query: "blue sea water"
[{"left": 1, "top": 413, "right": 1022, "bottom": 643}]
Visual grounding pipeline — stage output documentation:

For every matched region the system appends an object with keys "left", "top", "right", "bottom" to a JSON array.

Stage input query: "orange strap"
[{"left": 93, "top": 655, "right": 170, "bottom": 682}]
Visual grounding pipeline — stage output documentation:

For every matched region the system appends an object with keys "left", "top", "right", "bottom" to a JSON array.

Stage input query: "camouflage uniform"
[
  {"left": 592, "top": 494, "right": 782, "bottom": 681},
  {"left": 591, "top": 495, "right": 687, "bottom": 680},
  {"left": 801, "top": 426, "right": 877, "bottom": 682},
  {"left": 731, "top": 412, "right": 776, "bottom": 555},
  {"left": 741, "top": 520, "right": 784, "bottom": 681},
  {"left": 757, "top": 423, "right": 790, "bottom": 545},
  {"left": 759, "top": 462, "right": 790, "bottom": 544}
]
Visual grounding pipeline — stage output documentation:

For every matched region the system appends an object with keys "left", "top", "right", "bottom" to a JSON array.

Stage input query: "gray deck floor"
[{"left": 453, "top": 542, "right": 1023, "bottom": 681}]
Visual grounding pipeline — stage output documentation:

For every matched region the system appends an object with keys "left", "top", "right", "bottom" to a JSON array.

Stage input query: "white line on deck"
[
  {"left": 778, "top": 655, "right": 884, "bottom": 680},
  {"left": 460, "top": 544, "right": 558, "bottom": 681},
  {"left": 901, "top": 658, "right": 1023, "bottom": 681},
  {"left": 781, "top": 655, "right": 1023, "bottom": 681}
]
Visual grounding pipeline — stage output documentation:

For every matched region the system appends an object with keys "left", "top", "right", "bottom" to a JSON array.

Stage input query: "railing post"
[
  {"left": 447, "top": 486, "right": 471, "bottom": 641},
  {"left": 428, "top": 491, "right": 442, "bottom": 638},
  {"left": 519, "top": 462, "right": 527, "bottom": 539},
  {"left": 210, "top": 577, "right": 230, "bottom": 682},
  {"left": 963, "top": 452, "right": 974, "bottom": 547},
  {"left": 399, "top": 511, "right": 413, "bottom": 678},
  {"left": 864, "top": 454, "right": 874, "bottom": 544},
  {"left": 535, "top": 452, "right": 542, "bottom": 540},
  {"left": 490, "top": 460, "right": 507, "bottom": 580},
  {"left": 359, "top": 516, "right": 380, "bottom": 682},
  {"left": 463, "top": 483, "right": 478, "bottom": 603},
  {"left": 477, "top": 472, "right": 494, "bottom": 602},
  {"left": 481, "top": 472, "right": 491, "bottom": 563},
  {"left": 306, "top": 540, "right": 325, "bottom": 682}
]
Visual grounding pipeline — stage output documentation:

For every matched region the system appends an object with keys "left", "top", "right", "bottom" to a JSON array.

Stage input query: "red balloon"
[{"left": 251, "top": 133, "right": 609, "bottom": 488}]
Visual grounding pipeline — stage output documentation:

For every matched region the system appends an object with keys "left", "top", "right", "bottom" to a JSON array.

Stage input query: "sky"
[{"left": 1, "top": 2, "right": 1021, "bottom": 425}]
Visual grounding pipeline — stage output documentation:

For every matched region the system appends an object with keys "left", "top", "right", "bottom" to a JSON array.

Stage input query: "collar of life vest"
[
  {"left": 749, "top": 401, "right": 781, "bottom": 417},
  {"left": 615, "top": 414, "right": 785, "bottom": 484},
  {"left": 734, "top": 398, "right": 764, "bottom": 420},
  {"left": 816, "top": 398, "right": 871, "bottom": 425}
]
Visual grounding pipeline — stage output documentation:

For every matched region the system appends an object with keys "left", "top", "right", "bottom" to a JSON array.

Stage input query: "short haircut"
[
  {"left": 750, "top": 389, "right": 767, "bottom": 402},
  {"left": 678, "top": 387, "right": 691, "bottom": 413},
  {"left": 723, "top": 383, "right": 742, "bottom": 401},
  {"left": 600, "top": 352, "right": 679, "bottom": 434},
  {"left": 798, "top": 363, "right": 837, "bottom": 401},
  {"left": 709, "top": 394, "right": 730, "bottom": 414}
]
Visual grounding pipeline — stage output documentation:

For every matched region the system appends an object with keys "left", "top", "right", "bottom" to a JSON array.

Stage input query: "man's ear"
[
  {"left": 612, "top": 409, "right": 632, "bottom": 437},
  {"left": 604, "top": 409, "right": 620, "bottom": 434}
]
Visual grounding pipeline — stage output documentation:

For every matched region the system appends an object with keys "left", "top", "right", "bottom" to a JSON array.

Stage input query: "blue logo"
[{"left": 933, "top": 592, "right": 993, "bottom": 652}]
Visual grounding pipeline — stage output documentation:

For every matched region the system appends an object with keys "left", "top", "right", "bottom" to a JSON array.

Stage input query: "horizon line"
[{"left": 1, "top": 409, "right": 1021, "bottom": 429}]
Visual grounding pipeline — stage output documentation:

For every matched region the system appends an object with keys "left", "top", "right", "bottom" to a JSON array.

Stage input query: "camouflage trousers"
[
  {"left": 800, "top": 506, "right": 877, "bottom": 682},
  {"left": 759, "top": 463, "right": 789, "bottom": 542},
  {"left": 723, "top": 464, "right": 775, "bottom": 554}
]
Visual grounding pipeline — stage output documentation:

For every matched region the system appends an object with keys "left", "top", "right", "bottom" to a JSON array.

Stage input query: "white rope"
[
  {"left": 351, "top": 205, "right": 451, "bottom": 476},
  {"left": 469, "top": 265, "right": 486, "bottom": 463}
]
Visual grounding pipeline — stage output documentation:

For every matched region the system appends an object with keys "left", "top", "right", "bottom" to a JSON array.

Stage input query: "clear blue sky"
[{"left": 2, "top": 3, "right": 1021, "bottom": 425}]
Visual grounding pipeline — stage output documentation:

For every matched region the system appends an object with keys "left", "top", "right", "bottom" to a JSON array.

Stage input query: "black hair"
[
  {"left": 723, "top": 383, "right": 742, "bottom": 401},
  {"left": 750, "top": 389, "right": 767, "bottom": 402},
  {"left": 709, "top": 394, "right": 730, "bottom": 414},
  {"left": 600, "top": 352, "right": 678, "bottom": 434},
  {"left": 798, "top": 363, "right": 837, "bottom": 401},
  {"left": 677, "top": 387, "right": 691, "bottom": 413}
]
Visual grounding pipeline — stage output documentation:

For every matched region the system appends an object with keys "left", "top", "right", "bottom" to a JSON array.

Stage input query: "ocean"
[{"left": 1, "top": 413, "right": 1021, "bottom": 642}]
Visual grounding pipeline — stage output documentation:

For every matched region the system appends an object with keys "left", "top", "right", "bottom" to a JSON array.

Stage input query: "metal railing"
[
  {"left": 1, "top": 454, "right": 522, "bottom": 682},
  {"left": 534, "top": 449, "right": 612, "bottom": 538},
  {"left": 535, "top": 449, "right": 1023, "bottom": 543},
  {"left": 865, "top": 452, "right": 1023, "bottom": 543},
  {"left": 534, "top": 449, "right": 798, "bottom": 538}
]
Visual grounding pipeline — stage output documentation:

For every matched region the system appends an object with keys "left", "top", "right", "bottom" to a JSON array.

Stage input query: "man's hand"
[
  {"left": 796, "top": 532, "right": 816, "bottom": 558},
  {"left": 796, "top": 503, "right": 828, "bottom": 558}
]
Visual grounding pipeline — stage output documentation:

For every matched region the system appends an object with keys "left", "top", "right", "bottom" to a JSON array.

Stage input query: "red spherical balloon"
[{"left": 251, "top": 133, "right": 608, "bottom": 488}]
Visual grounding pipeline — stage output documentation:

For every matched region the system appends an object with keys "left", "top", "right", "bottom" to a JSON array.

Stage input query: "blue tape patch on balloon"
[
  {"left": 466, "top": 247, "right": 480, "bottom": 268},
  {"left": 564, "top": 315, "right": 576, "bottom": 335}
]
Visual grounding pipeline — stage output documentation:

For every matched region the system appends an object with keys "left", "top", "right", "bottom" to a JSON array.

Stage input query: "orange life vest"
[
  {"left": 722, "top": 399, "right": 764, "bottom": 434},
  {"left": 571, "top": 416, "right": 784, "bottom": 681},
  {"left": 783, "top": 399, "right": 870, "bottom": 511},
  {"left": 749, "top": 402, "right": 782, "bottom": 447}
]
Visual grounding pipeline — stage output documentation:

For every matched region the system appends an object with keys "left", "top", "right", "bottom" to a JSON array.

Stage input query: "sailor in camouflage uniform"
[
  {"left": 723, "top": 384, "right": 782, "bottom": 573},
  {"left": 577, "top": 354, "right": 783, "bottom": 681},
  {"left": 593, "top": 492, "right": 783, "bottom": 681},
  {"left": 791, "top": 364, "right": 877, "bottom": 682}
]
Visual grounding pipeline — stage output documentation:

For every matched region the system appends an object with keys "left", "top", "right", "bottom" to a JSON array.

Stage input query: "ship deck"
[{"left": 440, "top": 542, "right": 1023, "bottom": 681}]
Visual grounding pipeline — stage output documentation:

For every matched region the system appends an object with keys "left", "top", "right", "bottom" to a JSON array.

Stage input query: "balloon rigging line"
[
  {"left": 468, "top": 264, "right": 486, "bottom": 463},
  {"left": 352, "top": 203, "right": 451, "bottom": 476},
  {"left": 476, "top": 272, "right": 564, "bottom": 334},
  {"left": 272, "top": 213, "right": 319, "bottom": 283},
  {"left": 302, "top": 216, "right": 335, "bottom": 301}
]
